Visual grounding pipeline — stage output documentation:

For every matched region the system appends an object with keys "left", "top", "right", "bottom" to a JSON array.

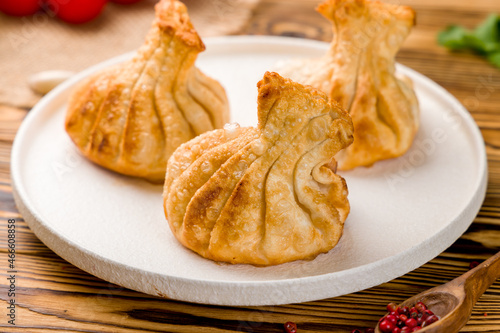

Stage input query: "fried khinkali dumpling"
[
  {"left": 65, "top": 0, "right": 229, "bottom": 183},
  {"left": 278, "top": 0, "right": 419, "bottom": 170},
  {"left": 163, "top": 72, "right": 354, "bottom": 266}
]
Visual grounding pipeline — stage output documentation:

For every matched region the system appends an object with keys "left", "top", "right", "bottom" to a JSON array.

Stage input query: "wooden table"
[{"left": 2, "top": 0, "right": 500, "bottom": 332}]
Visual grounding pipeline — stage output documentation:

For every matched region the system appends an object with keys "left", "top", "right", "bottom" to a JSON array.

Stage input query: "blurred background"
[{"left": 0, "top": 0, "right": 261, "bottom": 109}]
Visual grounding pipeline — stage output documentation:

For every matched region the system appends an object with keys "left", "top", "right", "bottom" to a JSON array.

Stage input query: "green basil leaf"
[
  {"left": 438, "top": 25, "right": 469, "bottom": 50},
  {"left": 438, "top": 13, "right": 500, "bottom": 69},
  {"left": 473, "top": 14, "right": 500, "bottom": 52},
  {"left": 487, "top": 51, "right": 500, "bottom": 68},
  {"left": 463, "top": 34, "right": 490, "bottom": 54}
]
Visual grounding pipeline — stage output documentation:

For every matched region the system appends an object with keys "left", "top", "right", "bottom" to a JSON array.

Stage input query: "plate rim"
[{"left": 10, "top": 35, "right": 488, "bottom": 306}]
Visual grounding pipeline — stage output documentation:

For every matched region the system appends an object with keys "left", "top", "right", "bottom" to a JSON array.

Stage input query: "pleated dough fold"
[
  {"left": 65, "top": 0, "right": 230, "bottom": 183},
  {"left": 278, "top": 0, "right": 419, "bottom": 170},
  {"left": 164, "top": 72, "right": 354, "bottom": 266}
]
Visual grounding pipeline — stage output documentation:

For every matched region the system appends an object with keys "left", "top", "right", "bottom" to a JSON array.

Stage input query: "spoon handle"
[{"left": 461, "top": 250, "right": 500, "bottom": 304}]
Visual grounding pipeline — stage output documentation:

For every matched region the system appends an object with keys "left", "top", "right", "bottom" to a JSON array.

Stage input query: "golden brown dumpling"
[
  {"left": 65, "top": 0, "right": 229, "bottom": 183},
  {"left": 278, "top": 0, "right": 419, "bottom": 170},
  {"left": 163, "top": 72, "right": 354, "bottom": 266}
]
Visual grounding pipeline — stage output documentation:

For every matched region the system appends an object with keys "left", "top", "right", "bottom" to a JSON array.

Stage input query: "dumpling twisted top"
[
  {"left": 65, "top": 0, "right": 230, "bottom": 183},
  {"left": 279, "top": 0, "right": 419, "bottom": 170},
  {"left": 163, "top": 72, "right": 354, "bottom": 266}
]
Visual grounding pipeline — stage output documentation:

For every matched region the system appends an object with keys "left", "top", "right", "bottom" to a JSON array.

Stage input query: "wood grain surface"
[{"left": 2, "top": 0, "right": 500, "bottom": 332}]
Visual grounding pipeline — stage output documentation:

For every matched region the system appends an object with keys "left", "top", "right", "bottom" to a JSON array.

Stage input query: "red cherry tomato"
[
  {"left": 45, "top": 0, "right": 107, "bottom": 24},
  {"left": 0, "top": 0, "right": 41, "bottom": 16},
  {"left": 109, "top": 0, "right": 144, "bottom": 4}
]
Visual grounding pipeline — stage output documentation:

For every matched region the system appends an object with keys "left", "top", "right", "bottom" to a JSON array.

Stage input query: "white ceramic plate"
[{"left": 11, "top": 36, "right": 487, "bottom": 306}]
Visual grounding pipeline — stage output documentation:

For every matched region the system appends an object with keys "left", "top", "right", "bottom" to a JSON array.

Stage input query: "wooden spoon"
[{"left": 374, "top": 250, "right": 500, "bottom": 333}]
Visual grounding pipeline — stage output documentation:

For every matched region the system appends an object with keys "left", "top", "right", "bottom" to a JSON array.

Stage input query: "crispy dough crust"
[
  {"left": 164, "top": 72, "right": 354, "bottom": 266},
  {"left": 65, "top": 0, "right": 230, "bottom": 183},
  {"left": 279, "top": 0, "right": 419, "bottom": 170}
]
